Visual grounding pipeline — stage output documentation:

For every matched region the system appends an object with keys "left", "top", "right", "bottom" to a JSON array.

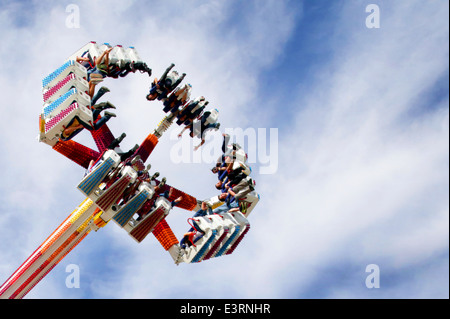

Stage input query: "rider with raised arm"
[{"left": 146, "top": 63, "right": 186, "bottom": 101}]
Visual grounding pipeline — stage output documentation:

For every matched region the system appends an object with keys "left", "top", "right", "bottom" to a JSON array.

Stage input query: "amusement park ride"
[{"left": 0, "top": 42, "right": 260, "bottom": 299}]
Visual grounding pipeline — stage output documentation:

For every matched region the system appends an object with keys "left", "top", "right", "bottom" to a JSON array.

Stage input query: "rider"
[
  {"left": 179, "top": 201, "right": 213, "bottom": 249},
  {"left": 146, "top": 63, "right": 186, "bottom": 101},
  {"left": 176, "top": 96, "right": 208, "bottom": 125},
  {"left": 60, "top": 110, "right": 116, "bottom": 141},
  {"left": 77, "top": 47, "right": 113, "bottom": 99},
  {"left": 163, "top": 83, "right": 192, "bottom": 113},
  {"left": 177, "top": 109, "right": 220, "bottom": 150}
]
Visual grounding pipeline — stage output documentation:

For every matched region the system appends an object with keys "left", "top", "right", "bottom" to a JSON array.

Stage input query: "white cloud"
[{"left": 253, "top": 0, "right": 449, "bottom": 298}]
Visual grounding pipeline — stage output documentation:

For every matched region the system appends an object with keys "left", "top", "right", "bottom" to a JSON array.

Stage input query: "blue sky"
[{"left": 0, "top": 0, "right": 448, "bottom": 299}]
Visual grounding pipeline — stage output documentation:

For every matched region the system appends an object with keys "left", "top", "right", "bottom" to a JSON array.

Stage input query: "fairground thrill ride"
[{"left": 0, "top": 42, "right": 259, "bottom": 299}]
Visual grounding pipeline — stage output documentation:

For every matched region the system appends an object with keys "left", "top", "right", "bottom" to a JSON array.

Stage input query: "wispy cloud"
[{"left": 254, "top": 0, "right": 449, "bottom": 298}]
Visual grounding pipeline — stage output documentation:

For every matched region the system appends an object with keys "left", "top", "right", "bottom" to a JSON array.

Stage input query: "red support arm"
[{"left": 52, "top": 140, "right": 101, "bottom": 169}]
